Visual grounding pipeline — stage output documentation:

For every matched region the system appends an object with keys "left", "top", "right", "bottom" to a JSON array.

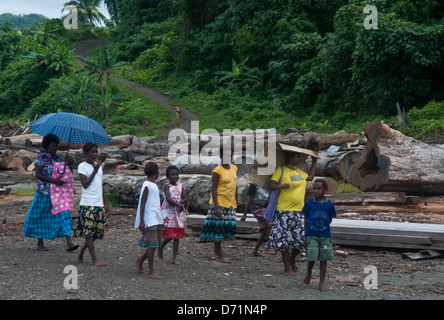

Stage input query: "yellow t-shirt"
[
  {"left": 209, "top": 164, "right": 238, "bottom": 208},
  {"left": 271, "top": 166, "right": 308, "bottom": 211}
]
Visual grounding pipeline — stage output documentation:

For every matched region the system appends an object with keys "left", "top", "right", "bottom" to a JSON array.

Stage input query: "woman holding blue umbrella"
[
  {"left": 23, "top": 134, "right": 79, "bottom": 252},
  {"left": 28, "top": 113, "right": 110, "bottom": 252}
]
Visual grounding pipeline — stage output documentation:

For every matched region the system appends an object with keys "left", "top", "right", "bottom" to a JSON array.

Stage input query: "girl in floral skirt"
[
  {"left": 74, "top": 142, "right": 110, "bottom": 266},
  {"left": 158, "top": 165, "right": 189, "bottom": 265}
]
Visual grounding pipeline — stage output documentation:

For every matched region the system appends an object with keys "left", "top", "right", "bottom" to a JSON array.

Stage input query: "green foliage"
[
  {"left": 106, "top": 81, "right": 172, "bottom": 137},
  {"left": 0, "top": 13, "right": 46, "bottom": 30},
  {"left": 0, "top": 24, "right": 23, "bottom": 68},
  {"left": 0, "top": 58, "right": 63, "bottom": 116},
  {"left": 58, "top": 74, "right": 99, "bottom": 114},
  {"left": 2, "top": 0, "right": 443, "bottom": 143},
  {"left": 407, "top": 101, "right": 444, "bottom": 140}
]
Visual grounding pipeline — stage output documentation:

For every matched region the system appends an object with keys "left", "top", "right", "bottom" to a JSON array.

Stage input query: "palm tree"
[
  {"left": 77, "top": 45, "right": 128, "bottom": 128},
  {"left": 59, "top": 75, "right": 97, "bottom": 114},
  {"left": 62, "top": 0, "right": 107, "bottom": 26}
]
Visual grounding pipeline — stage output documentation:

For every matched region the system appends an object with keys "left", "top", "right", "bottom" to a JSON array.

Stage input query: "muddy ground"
[{"left": 1, "top": 172, "right": 444, "bottom": 302}]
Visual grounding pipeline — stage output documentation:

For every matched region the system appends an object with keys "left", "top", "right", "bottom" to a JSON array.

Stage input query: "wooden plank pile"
[
  {"left": 330, "top": 219, "right": 444, "bottom": 250},
  {"left": 187, "top": 190, "right": 444, "bottom": 250}
]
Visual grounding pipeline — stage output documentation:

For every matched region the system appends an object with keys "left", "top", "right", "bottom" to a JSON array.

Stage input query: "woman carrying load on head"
[{"left": 267, "top": 150, "right": 317, "bottom": 276}]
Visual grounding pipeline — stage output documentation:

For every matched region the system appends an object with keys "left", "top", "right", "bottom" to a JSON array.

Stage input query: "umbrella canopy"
[
  {"left": 30, "top": 112, "right": 110, "bottom": 145},
  {"left": 249, "top": 143, "right": 319, "bottom": 189}
]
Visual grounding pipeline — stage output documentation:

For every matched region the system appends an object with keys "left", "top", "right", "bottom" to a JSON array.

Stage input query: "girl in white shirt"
[
  {"left": 134, "top": 162, "right": 163, "bottom": 279},
  {"left": 74, "top": 142, "right": 110, "bottom": 267}
]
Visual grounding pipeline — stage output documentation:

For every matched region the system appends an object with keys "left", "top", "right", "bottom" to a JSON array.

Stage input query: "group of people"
[
  {"left": 23, "top": 134, "right": 110, "bottom": 266},
  {"left": 23, "top": 134, "right": 337, "bottom": 291}
]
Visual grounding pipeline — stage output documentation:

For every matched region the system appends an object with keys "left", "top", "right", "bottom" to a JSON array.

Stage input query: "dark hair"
[
  {"left": 284, "top": 151, "right": 300, "bottom": 164},
  {"left": 166, "top": 165, "right": 179, "bottom": 177},
  {"left": 82, "top": 141, "right": 98, "bottom": 154},
  {"left": 144, "top": 162, "right": 159, "bottom": 176},
  {"left": 313, "top": 178, "right": 328, "bottom": 190},
  {"left": 42, "top": 134, "right": 60, "bottom": 149},
  {"left": 217, "top": 141, "right": 234, "bottom": 158}
]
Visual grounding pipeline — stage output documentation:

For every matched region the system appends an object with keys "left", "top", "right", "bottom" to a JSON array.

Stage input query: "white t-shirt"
[
  {"left": 134, "top": 181, "right": 162, "bottom": 228},
  {"left": 78, "top": 161, "right": 104, "bottom": 207}
]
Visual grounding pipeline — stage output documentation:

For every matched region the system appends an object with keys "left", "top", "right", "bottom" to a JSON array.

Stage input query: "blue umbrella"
[
  {"left": 30, "top": 112, "right": 110, "bottom": 145},
  {"left": 31, "top": 112, "right": 110, "bottom": 174}
]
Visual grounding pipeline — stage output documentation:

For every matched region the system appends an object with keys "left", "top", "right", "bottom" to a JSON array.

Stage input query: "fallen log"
[
  {"left": 3, "top": 134, "right": 42, "bottom": 146},
  {"left": 0, "top": 155, "right": 25, "bottom": 171},
  {"left": 110, "top": 134, "right": 133, "bottom": 148},
  {"left": 338, "top": 120, "right": 444, "bottom": 195},
  {"left": 277, "top": 132, "right": 362, "bottom": 151},
  {"left": 123, "top": 136, "right": 169, "bottom": 157}
]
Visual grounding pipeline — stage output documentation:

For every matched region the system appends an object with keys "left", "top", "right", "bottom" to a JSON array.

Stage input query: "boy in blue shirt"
[{"left": 302, "top": 178, "right": 336, "bottom": 291}]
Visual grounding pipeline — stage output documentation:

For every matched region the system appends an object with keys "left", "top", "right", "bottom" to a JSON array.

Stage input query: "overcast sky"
[{"left": 0, "top": 0, "right": 109, "bottom": 19}]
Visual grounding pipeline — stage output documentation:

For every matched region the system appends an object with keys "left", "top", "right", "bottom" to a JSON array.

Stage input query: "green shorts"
[{"left": 306, "top": 237, "right": 334, "bottom": 261}]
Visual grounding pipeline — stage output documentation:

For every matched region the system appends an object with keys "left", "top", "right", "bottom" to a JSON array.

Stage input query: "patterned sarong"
[
  {"left": 199, "top": 206, "right": 237, "bottom": 242},
  {"left": 267, "top": 210, "right": 305, "bottom": 253}
]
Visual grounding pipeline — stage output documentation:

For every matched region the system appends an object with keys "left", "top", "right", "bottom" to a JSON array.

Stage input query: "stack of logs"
[{"left": 1, "top": 120, "right": 444, "bottom": 196}]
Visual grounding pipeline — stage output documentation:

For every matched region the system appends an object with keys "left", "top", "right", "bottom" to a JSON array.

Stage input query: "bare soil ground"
[{"left": 1, "top": 172, "right": 444, "bottom": 301}]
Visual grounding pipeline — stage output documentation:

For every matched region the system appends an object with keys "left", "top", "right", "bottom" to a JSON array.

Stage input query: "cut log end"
[{"left": 339, "top": 120, "right": 444, "bottom": 195}]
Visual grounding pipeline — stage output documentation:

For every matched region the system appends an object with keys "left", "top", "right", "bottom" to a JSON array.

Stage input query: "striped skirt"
[
  {"left": 23, "top": 193, "right": 73, "bottom": 240},
  {"left": 138, "top": 225, "right": 163, "bottom": 249},
  {"left": 267, "top": 210, "right": 305, "bottom": 253},
  {"left": 200, "top": 206, "right": 237, "bottom": 242}
]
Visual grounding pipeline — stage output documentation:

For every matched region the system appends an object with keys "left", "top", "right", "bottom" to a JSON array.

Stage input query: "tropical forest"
[{"left": 0, "top": 0, "right": 443, "bottom": 141}]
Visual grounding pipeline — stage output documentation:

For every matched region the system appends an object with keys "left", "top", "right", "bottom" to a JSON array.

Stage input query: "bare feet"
[
  {"left": 135, "top": 258, "right": 144, "bottom": 274},
  {"left": 92, "top": 259, "right": 107, "bottom": 266},
  {"left": 216, "top": 258, "right": 232, "bottom": 264},
  {"left": 284, "top": 271, "right": 297, "bottom": 276},
  {"left": 172, "top": 260, "right": 181, "bottom": 265},
  {"left": 319, "top": 284, "right": 328, "bottom": 292},
  {"left": 148, "top": 272, "right": 161, "bottom": 279},
  {"left": 251, "top": 251, "right": 265, "bottom": 257}
]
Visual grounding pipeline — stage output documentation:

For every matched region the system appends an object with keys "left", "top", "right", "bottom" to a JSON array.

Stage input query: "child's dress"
[
  {"left": 161, "top": 183, "right": 187, "bottom": 239},
  {"left": 49, "top": 161, "right": 75, "bottom": 239},
  {"left": 50, "top": 162, "right": 74, "bottom": 215}
]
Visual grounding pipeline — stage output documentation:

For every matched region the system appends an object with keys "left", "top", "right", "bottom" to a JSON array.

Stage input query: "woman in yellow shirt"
[
  {"left": 200, "top": 146, "right": 238, "bottom": 263},
  {"left": 267, "top": 151, "right": 317, "bottom": 276}
]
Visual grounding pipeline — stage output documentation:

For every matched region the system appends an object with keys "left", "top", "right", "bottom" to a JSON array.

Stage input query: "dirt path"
[{"left": 73, "top": 39, "right": 198, "bottom": 138}]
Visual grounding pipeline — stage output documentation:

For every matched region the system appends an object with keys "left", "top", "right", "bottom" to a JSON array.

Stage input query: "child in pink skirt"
[{"left": 158, "top": 165, "right": 189, "bottom": 265}]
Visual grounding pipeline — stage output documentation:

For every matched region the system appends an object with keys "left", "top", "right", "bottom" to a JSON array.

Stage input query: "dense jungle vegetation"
[{"left": 0, "top": 0, "right": 443, "bottom": 139}]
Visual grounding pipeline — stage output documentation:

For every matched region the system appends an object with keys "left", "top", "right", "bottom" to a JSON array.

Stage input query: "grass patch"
[
  {"left": 105, "top": 192, "right": 124, "bottom": 207},
  {"left": 15, "top": 185, "right": 36, "bottom": 196}
]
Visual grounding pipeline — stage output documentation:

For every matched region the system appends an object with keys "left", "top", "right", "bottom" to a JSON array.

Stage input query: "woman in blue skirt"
[{"left": 23, "top": 134, "right": 78, "bottom": 252}]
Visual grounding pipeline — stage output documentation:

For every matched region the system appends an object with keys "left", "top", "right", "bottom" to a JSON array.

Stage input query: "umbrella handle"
[
  {"left": 57, "top": 127, "right": 72, "bottom": 176},
  {"left": 57, "top": 162, "right": 67, "bottom": 176}
]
